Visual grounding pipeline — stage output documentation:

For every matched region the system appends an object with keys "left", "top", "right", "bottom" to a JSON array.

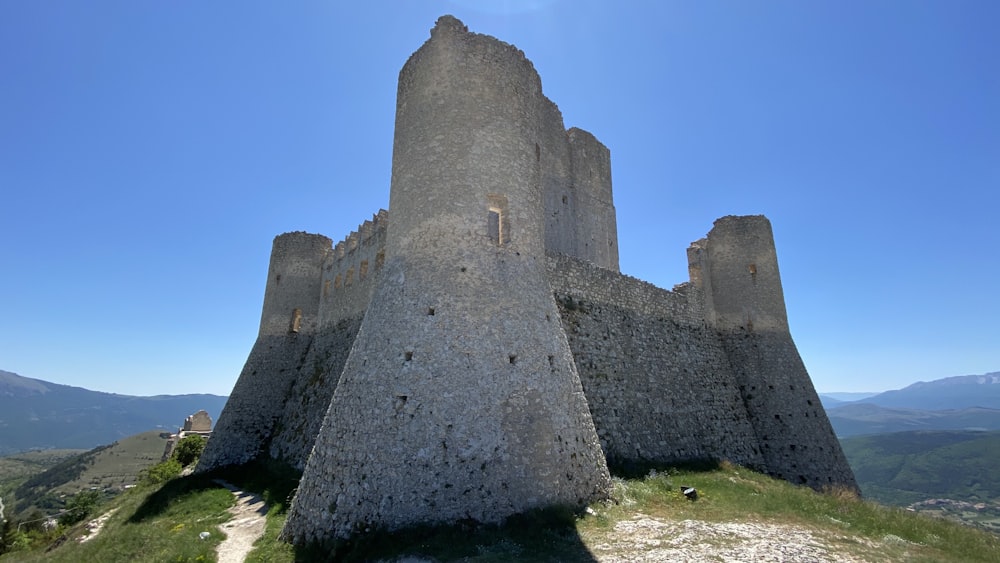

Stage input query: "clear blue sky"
[{"left": 1, "top": 1, "right": 997, "bottom": 396}]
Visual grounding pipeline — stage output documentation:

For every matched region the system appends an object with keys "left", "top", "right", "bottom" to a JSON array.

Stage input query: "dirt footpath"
[{"left": 213, "top": 480, "right": 268, "bottom": 563}]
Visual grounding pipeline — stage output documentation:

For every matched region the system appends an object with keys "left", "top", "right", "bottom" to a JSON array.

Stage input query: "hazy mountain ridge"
[
  {"left": 826, "top": 403, "right": 1000, "bottom": 437},
  {"left": 821, "top": 371, "right": 1000, "bottom": 437},
  {"left": 0, "top": 370, "right": 226, "bottom": 455},
  {"left": 853, "top": 372, "right": 1000, "bottom": 410}
]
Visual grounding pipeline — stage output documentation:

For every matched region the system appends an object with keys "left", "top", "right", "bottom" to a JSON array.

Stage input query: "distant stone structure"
[
  {"left": 182, "top": 410, "right": 212, "bottom": 433},
  {"left": 162, "top": 409, "right": 212, "bottom": 461},
  {"left": 198, "top": 15, "right": 857, "bottom": 545}
]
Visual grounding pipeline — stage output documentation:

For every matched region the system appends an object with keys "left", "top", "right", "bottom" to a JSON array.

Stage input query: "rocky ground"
[
  {"left": 381, "top": 513, "right": 909, "bottom": 562},
  {"left": 587, "top": 514, "right": 886, "bottom": 562},
  {"left": 77, "top": 508, "right": 118, "bottom": 544},
  {"left": 213, "top": 480, "right": 268, "bottom": 563}
]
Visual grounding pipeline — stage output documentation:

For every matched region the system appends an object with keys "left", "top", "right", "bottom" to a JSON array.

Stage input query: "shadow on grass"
[
  {"left": 607, "top": 456, "right": 724, "bottom": 479},
  {"left": 295, "top": 504, "right": 600, "bottom": 563},
  {"left": 128, "top": 458, "right": 303, "bottom": 524},
  {"left": 127, "top": 472, "right": 223, "bottom": 523},
  {"left": 206, "top": 458, "right": 302, "bottom": 514},
  {"left": 132, "top": 457, "right": 613, "bottom": 561}
]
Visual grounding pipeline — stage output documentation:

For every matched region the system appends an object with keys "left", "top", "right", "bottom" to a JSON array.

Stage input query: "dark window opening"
[{"left": 488, "top": 210, "right": 501, "bottom": 244}]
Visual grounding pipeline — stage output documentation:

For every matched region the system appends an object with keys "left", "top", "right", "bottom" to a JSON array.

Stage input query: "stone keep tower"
[{"left": 280, "top": 16, "right": 611, "bottom": 543}]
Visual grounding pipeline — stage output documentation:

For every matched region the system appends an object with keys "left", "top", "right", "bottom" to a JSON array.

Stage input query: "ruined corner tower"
[
  {"left": 687, "top": 216, "right": 856, "bottom": 488},
  {"left": 280, "top": 16, "right": 610, "bottom": 543}
]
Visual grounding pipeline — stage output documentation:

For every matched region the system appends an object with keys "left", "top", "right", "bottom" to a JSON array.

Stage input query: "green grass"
[
  {"left": 5, "top": 473, "right": 234, "bottom": 563},
  {"left": 241, "top": 460, "right": 1000, "bottom": 562},
  {"left": 9, "top": 460, "right": 1000, "bottom": 562},
  {"left": 578, "top": 462, "right": 1000, "bottom": 563}
]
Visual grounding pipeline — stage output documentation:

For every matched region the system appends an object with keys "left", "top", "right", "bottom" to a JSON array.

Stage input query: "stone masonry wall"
[
  {"left": 547, "top": 255, "right": 765, "bottom": 470},
  {"left": 197, "top": 333, "right": 315, "bottom": 470},
  {"left": 267, "top": 315, "right": 364, "bottom": 469}
]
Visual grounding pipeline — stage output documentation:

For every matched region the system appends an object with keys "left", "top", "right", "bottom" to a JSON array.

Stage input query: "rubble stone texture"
[{"left": 197, "top": 15, "right": 857, "bottom": 546}]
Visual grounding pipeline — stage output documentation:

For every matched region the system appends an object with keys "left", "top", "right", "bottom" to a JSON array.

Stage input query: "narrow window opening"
[
  {"left": 427, "top": 307, "right": 435, "bottom": 316},
  {"left": 275, "top": 274, "right": 282, "bottom": 284},
  {"left": 290, "top": 308, "right": 302, "bottom": 333},
  {"left": 487, "top": 194, "right": 510, "bottom": 245},
  {"left": 404, "top": 351, "right": 413, "bottom": 362},
  {"left": 508, "top": 354, "right": 517, "bottom": 365},
  {"left": 561, "top": 195, "right": 568, "bottom": 205}
]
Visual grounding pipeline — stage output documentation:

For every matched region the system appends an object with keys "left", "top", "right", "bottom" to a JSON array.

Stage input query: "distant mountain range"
[
  {"left": 822, "top": 372, "right": 1000, "bottom": 437},
  {"left": 827, "top": 403, "right": 1000, "bottom": 437},
  {"left": 0, "top": 370, "right": 227, "bottom": 455},
  {"left": 821, "top": 372, "right": 1000, "bottom": 410},
  {"left": 854, "top": 373, "right": 1000, "bottom": 410},
  {"left": 3, "top": 368, "right": 997, "bottom": 454}
]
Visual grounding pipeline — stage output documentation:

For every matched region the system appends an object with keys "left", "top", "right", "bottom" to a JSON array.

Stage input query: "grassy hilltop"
[{"left": 3, "top": 458, "right": 999, "bottom": 562}]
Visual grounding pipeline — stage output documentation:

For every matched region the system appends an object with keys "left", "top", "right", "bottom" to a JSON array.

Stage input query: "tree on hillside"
[
  {"left": 172, "top": 435, "right": 206, "bottom": 467},
  {"left": 58, "top": 489, "right": 100, "bottom": 526},
  {"left": 0, "top": 517, "right": 16, "bottom": 555}
]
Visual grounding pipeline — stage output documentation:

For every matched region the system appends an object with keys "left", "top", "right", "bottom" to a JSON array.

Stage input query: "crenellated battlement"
[
  {"left": 316, "top": 210, "right": 389, "bottom": 326},
  {"left": 201, "top": 15, "right": 857, "bottom": 548},
  {"left": 329, "top": 210, "right": 388, "bottom": 264}
]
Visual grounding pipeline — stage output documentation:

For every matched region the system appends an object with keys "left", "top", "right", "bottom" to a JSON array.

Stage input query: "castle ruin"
[{"left": 198, "top": 16, "right": 857, "bottom": 545}]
